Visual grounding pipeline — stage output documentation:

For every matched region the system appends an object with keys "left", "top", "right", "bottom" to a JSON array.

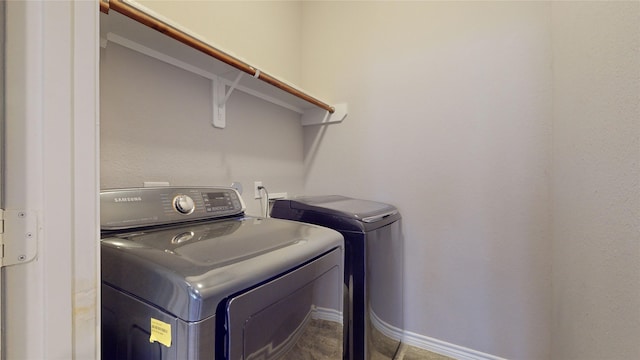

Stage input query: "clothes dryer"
[{"left": 271, "top": 196, "right": 403, "bottom": 360}]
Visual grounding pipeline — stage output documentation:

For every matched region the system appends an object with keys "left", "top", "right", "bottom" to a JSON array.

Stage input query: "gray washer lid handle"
[{"left": 361, "top": 210, "right": 398, "bottom": 223}]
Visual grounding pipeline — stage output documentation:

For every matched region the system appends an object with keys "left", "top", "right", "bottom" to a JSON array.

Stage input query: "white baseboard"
[
  {"left": 311, "top": 306, "right": 343, "bottom": 324},
  {"left": 370, "top": 311, "right": 507, "bottom": 360}
]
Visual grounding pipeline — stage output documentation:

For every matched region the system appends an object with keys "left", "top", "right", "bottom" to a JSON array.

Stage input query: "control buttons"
[
  {"left": 173, "top": 195, "right": 195, "bottom": 215},
  {"left": 202, "top": 191, "right": 239, "bottom": 213}
]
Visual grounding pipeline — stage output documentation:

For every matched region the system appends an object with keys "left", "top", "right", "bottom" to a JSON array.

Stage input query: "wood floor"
[
  {"left": 369, "top": 323, "right": 453, "bottom": 360},
  {"left": 277, "top": 316, "right": 453, "bottom": 360}
]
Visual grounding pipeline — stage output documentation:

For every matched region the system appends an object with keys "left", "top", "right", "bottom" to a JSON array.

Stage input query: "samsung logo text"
[{"left": 114, "top": 197, "right": 142, "bottom": 203}]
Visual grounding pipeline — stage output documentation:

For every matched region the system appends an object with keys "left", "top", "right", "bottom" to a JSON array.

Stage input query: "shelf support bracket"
[
  {"left": 301, "top": 103, "right": 348, "bottom": 126},
  {"left": 212, "top": 72, "right": 244, "bottom": 129}
]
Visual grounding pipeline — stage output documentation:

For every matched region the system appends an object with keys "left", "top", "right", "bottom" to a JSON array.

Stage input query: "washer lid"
[
  {"left": 101, "top": 217, "right": 342, "bottom": 322},
  {"left": 286, "top": 195, "right": 398, "bottom": 223}
]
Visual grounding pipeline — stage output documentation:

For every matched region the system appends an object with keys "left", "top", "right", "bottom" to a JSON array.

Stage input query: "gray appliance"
[
  {"left": 101, "top": 187, "right": 344, "bottom": 360},
  {"left": 271, "top": 196, "right": 403, "bottom": 360}
]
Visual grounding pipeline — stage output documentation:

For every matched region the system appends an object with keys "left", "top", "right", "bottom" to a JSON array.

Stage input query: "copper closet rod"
[{"left": 101, "top": 0, "right": 335, "bottom": 114}]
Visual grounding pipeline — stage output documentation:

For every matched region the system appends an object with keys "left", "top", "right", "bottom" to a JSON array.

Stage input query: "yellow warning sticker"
[{"left": 149, "top": 318, "right": 172, "bottom": 347}]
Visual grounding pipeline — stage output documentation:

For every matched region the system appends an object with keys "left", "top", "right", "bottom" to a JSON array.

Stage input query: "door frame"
[{"left": 3, "top": 1, "right": 100, "bottom": 358}]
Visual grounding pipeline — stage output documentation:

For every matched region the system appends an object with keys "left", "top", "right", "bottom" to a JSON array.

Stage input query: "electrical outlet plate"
[{"left": 254, "top": 181, "right": 263, "bottom": 199}]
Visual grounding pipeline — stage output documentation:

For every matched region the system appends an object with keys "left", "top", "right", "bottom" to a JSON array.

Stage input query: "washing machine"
[
  {"left": 100, "top": 186, "right": 344, "bottom": 360},
  {"left": 271, "top": 195, "right": 403, "bottom": 360}
]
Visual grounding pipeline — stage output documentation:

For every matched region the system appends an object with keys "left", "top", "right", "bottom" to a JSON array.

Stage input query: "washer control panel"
[{"left": 101, "top": 186, "right": 246, "bottom": 231}]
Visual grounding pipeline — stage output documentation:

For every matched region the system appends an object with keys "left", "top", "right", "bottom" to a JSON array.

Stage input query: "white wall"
[
  {"left": 301, "top": 2, "right": 553, "bottom": 359},
  {"left": 135, "top": 0, "right": 303, "bottom": 87},
  {"left": 100, "top": 42, "right": 306, "bottom": 216},
  {"left": 551, "top": 2, "right": 640, "bottom": 359}
]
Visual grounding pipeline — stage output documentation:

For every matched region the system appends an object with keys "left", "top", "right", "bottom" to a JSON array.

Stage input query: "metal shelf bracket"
[
  {"left": 212, "top": 72, "right": 244, "bottom": 129},
  {"left": 301, "top": 103, "right": 348, "bottom": 126}
]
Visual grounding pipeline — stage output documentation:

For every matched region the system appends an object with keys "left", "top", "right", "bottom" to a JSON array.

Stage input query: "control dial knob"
[{"left": 173, "top": 195, "right": 195, "bottom": 214}]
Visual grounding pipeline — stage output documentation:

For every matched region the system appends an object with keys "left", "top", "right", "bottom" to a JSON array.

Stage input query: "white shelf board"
[{"left": 100, "top": 10, "right": 332, "bottom": 115}]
